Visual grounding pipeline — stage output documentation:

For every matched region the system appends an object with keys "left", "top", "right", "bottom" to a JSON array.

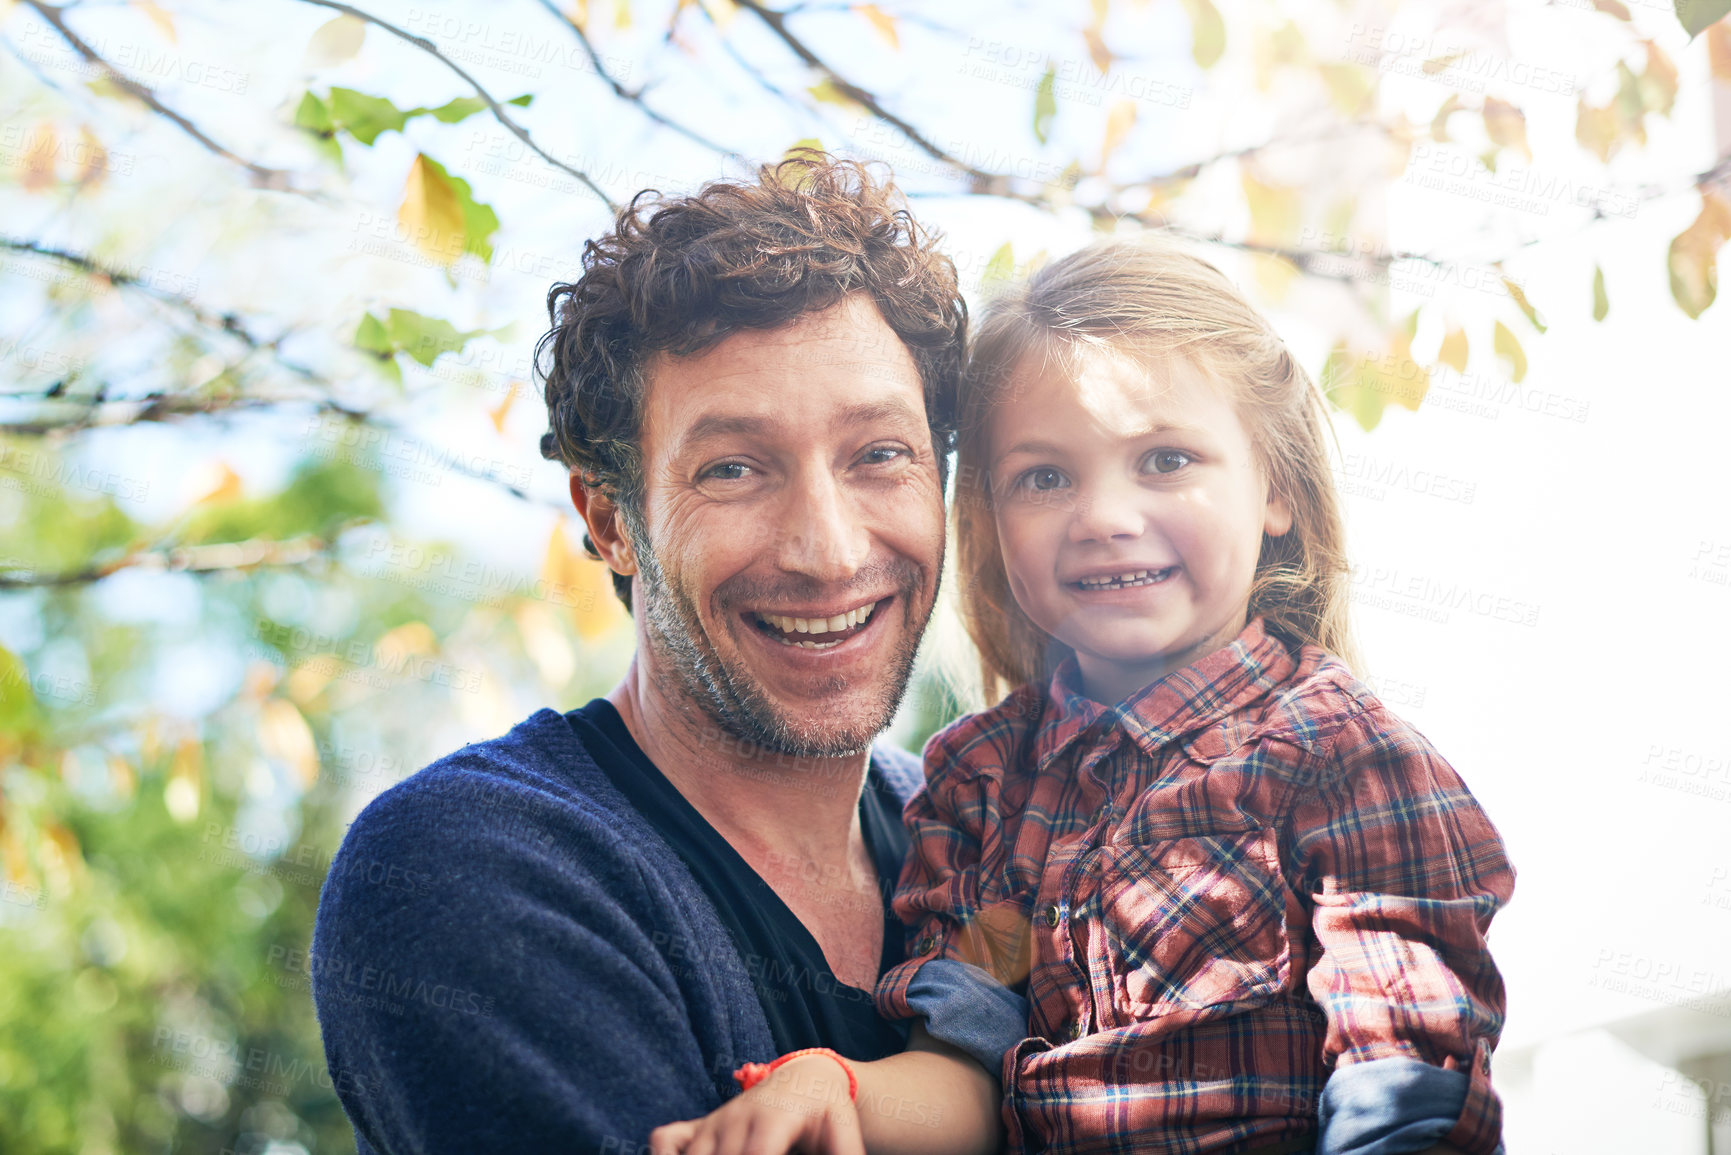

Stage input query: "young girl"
[{"left": 650, "top": 238, "right": 1514, "bottom": 1155}]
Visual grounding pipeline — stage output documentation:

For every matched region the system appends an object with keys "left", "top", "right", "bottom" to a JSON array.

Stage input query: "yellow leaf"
[
  {"left": 1083, "top": 26, "right": 1114, "bottom": 75},
  {"left": 1501, "top": 277, "right": 1546, "bottom": 333},
  {"left": 167, "top": 738, "right": 203, "bottom": 823},
  {"left": 1667, "top": 189, "right": 1731, "bottom": 320},
  {"left": 856, "top": 4, "right": 899, "bottom": 50},
  {"left": 514, "top": 601, "right": 576, "bottom": 686},
  {"left": 186, "top": 461, "right": 244, "bottom": 505},
  {"left": 1593, "top": 265, "right": 1609, "bottom": 322},
  {"left": 287, "top": 658, "right": 339, "bottom": 705},
  {"left": 699, "top": 0, "right": 737, "bottom": 31},
  {"left": 489, "top": 380, "right": 522, "bottom": 435},
  {"left": 1176, "top": 0, "right": 1225, "bottom": 68},
  {"left": 567, "top": 0, "right": 590, "bottom": 29},
  {"left": 375, "top": 621, "right": 437, "bottom": 668},
  {"left": 1430, "top": 94, "right": 1463, "bottom": 143},
  {"left": 543, "top": 521, "right": 625, "bottom": 639},
  {"left": 399, "top": 154, "right": 466, "bottom": 267},
  {"left": 1101, "top": 100, "right": 1137, "bottom": 168},
  {"left": 808, "top": 76, "right": 862, "bottom": 111},
  {"left": 1438, "top": 328, "right": 1468, "bottom": 373},
  {"left": 304, "top": 14, "right": 366, "bottom": 68},
  {"left": 1709, "top": 22, "right": 1731, "bottom": 82},
  {"left": 1492, "top": 320, "right": 1527, "bottom": 382},
  {"left": 1240, "top": 169, "right": 1299, "bottom": 246},
  {"left": 259, "top": 698, "right": 319, "bottom": 789},
  {"left": 1483, "top": 98, "right": 1531, "bottom": 161},
  {"left": 20, "top": 123, "right": 57, "bottom": 192},
  {"left": 131, "top": 0, "right": 176, "bottom": 43},
  {"left": 1318, "top": 63, "right": 1374, "bottom": 116},
  {"left": 1575, "top": 99, "right": 1618, "bottom": 163},
  {"left": 1422, "top": 52, "right": 1463, "bottom": 76},
  {"left": 617, "top": 0, "right": 635, "bottom": 28},
  {"left": 75, "top": 126, "right": 108, "bottom": 188},
  {"left": 1639, "top": 41, "right": 1677, "bottom": 117}
]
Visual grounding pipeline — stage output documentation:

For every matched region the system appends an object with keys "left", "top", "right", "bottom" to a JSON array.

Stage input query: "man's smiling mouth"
[
  {"left": 1072, "top": 567, "right": 1178, "bottom": 591},
  {"left": 750, "top": 598, "right": 885, "bottom": 649}
]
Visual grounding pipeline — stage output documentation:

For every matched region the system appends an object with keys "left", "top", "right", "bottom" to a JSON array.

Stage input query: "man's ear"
[{"left": 569, "top": 475, "right": 638, "bottom": 576}]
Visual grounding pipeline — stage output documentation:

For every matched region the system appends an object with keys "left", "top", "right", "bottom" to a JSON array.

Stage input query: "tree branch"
[
  {"left": 530, "top": 0, "right": 748, "bottom": 163},
  {"left": 0, "top": 535, "right": 331, "bottom": 589},
  {"left": 294, "top": 0, "right": 619, "bottom": 212},
  {"left": 728, "top": 0, "right": 1001, "bottom": 187},
  {"left": 19, "top": 0, "right": 299, "bottom": 191}
]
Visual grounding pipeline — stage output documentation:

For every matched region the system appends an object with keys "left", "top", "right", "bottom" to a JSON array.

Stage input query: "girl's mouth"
[{"left": 1070, "top": 567, "right": 1178, "bottom": 591}]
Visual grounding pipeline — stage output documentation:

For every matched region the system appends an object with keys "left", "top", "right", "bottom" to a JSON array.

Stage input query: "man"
[{"left": 311, "top": 154, "right": 969, "bottom": 1153}]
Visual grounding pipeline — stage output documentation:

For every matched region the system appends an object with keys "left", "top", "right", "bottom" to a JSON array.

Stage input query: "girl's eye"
[
  {"left": 1019, "top": 467, "right": 1069, "bottom": 492},
  {"left": 1145, "top": 449, "right": 1193, "bottom": 475}
]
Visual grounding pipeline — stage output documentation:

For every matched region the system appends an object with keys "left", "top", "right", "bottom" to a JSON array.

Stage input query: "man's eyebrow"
[{"left": 675, "top": 399, "right": 926, "bottom": 455}]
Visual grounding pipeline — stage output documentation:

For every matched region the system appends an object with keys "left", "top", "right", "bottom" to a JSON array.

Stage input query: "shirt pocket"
[{"left": 1092, "top": 827, "right": 1291, "bottom": 1029}]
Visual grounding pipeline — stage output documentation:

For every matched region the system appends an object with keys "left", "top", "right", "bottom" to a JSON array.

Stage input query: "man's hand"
[{"left": 648, "top": 1054, "right": 865, "bottom": 1155}]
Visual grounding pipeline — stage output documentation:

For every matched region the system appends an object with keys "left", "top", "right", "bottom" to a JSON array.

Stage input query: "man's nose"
[
  {"left": 773, "top": 469, "right": 870, "bottom": 581},
  {"left": 1066, "top": 479, "right": 1146, "bottom": 544}
]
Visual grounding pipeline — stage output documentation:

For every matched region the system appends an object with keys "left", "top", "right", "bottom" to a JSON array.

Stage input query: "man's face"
[{"left": 628, "top": 295, "right": 946, "bottom": 757}]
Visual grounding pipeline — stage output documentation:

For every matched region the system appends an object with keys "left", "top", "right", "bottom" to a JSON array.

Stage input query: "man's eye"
[
  {"left": 861, "top": 445, "right": 908, "bottom": 466},
  {"left": 702, "top": 462, "right": 752, "bottom": 481},
  {"left": 1145, "top": 450, "right": 1192, "bottom": 475},
  {"left": 1019, "top": 467, "right": 1068, "bottom": 492}
]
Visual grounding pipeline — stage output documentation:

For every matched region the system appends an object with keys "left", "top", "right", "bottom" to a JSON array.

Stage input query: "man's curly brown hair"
[{"left": 536, "top": 152, "right": 967, "bottom": 611}]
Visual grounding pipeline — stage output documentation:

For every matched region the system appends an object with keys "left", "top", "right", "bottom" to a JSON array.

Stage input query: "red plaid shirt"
[{"left": 875, "top": 619, "right": 1513, "bottom": 1155}]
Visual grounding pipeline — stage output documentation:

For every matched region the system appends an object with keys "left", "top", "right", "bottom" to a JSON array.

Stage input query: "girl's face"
[{"left": 987, "top": 346, "right": 1292, "bottom": 705}]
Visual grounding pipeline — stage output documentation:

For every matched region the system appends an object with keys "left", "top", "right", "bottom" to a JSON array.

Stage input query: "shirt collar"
[{"left": 1031, "top": 617, "right": 1297, "bottom": 770}]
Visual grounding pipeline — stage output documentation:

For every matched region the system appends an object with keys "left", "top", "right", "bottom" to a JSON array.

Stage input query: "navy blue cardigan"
[{"left": 311, "top": 707, "right": 923, "bottom": 1155}]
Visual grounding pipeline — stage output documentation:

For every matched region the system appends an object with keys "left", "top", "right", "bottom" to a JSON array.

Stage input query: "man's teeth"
[
  {"left": 757, "top": 601, "right": 878, "bottom": 640},
  {"left": 1076, "top": 568, "right": 1173, "bottom": 589}
]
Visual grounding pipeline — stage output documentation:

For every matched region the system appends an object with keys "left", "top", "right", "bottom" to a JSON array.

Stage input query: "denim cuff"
[
  {"left": 1318, "top": 1056, "right": 1500, "bottom": 1155},
  {"left": 901, "top": 958, "right": 1028, "bottom": 1076}
]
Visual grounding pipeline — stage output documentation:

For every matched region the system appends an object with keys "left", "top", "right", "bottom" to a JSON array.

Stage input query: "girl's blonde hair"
[{"left": 955, "top": 235, "right": 1360, "bottom": 703}]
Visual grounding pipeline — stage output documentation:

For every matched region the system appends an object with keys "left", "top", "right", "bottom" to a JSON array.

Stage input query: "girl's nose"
[{"left": 1066, "top": 483, "right": 1146, "bottom": 544}]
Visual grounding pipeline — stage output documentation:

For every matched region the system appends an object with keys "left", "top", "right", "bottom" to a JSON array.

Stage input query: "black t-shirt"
[{"left": 568, "top": 699, "right": 911, "bottom": 1062}]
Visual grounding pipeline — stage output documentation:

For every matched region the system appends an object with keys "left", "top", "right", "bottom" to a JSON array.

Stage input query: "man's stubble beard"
[{"left": 627, "top": 509, "right": 939, "bottom": 759}]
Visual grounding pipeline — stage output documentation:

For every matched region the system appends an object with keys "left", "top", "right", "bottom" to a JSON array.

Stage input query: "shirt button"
[
  {"left": 914, "top": 935, "right": 935, "bottom": 955},
  {"left": 1043, "top": 905, "right": 1061, "bottom": 927},
  {"left": 1068, "top": 1020, "right": 1085, "bottom": 1040}
]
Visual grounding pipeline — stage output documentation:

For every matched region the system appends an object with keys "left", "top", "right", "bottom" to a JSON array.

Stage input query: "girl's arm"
[{"left": 647, "top": 1024, "right": 1001, "bottom": 1155}]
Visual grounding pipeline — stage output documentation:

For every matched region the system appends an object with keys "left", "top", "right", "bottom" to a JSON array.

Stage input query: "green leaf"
[
  {"left": 1593, "top": 265, "right": 1609, "bottom": 321},
  {"left": 294, "top": 91, "right": 333, "bottom": 134},
  {"left": 421, "top": 155, "right": 500, "bottom": 262},
  {"left": 1492, "top": 320, "right": 1527, "bottom": 382},
  {"left": 1676, "top": 0, "right": 1731, "bottom": 37},
  {"left": 0, "top": 644, "right": 46, "bottom": 739},
  {"left": 1502, "top": 278, "right": 1547, "bottom": 333},
  {"left": 981, "top": 242, "right": 1015, "bottom": 290},
  {"left": 384, "top": 308, "right": 491, "bottom": 368},
  {"left": 425, "top": 93, "right": 533, "bottom": 124},
  {"left": 293, "top": 91, "right": 344, "bottom": 166},
  {"left": 1033, "top": 66, "right": 1057, "bottom": 144},
  {"left": 354, "top": 312, "right": 393, "bottom": 356},
  {"left": 328, "top": 87, "right": 410, "bottom": 145},
  {"left": 1177, "top": 0, "right": 1226, "bottom": 68},
  {"left": 427, "top": 96, "right": 488, "bottom": 124}
]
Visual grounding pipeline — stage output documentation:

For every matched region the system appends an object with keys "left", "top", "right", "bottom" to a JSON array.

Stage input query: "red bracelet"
[{"left": 733, "top": 1047, "right": 859, "bottom": 1102}]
